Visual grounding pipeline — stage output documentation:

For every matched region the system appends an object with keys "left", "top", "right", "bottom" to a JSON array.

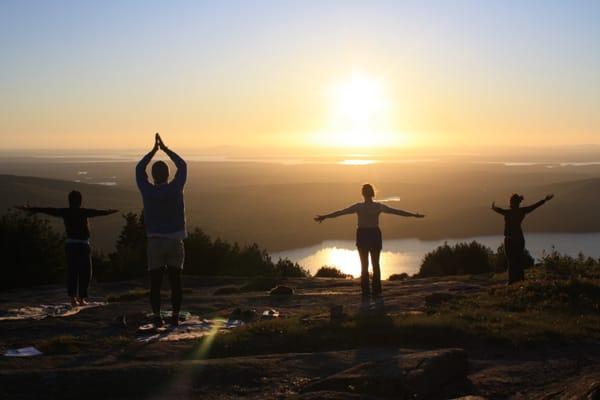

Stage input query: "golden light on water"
[
  {"left": 297, "top": 246, "right": 412, "bottom": 278},
  {"left": 339, "top": 159, "right": 377, "bottom": 165}
]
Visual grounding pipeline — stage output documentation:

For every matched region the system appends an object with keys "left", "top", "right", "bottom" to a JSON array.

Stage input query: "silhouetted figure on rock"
[
  {"left": 315, "top": 184, "right": 425, "bottom": 305},
  {"left": 16, "top": 191, "right": 118, "bottom": 306},
  {"left": 136, "top": 133, "right": 187, "bottom": 327},
  {"left": 492, "top": 193, "right": 554, "bottom": 284}
]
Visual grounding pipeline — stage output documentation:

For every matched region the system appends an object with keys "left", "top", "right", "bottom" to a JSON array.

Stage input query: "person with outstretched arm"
[
  {"left": 314, "top": 184, "right": 425, "bottom": 306},
  {"left": 136, "top": 133, "right": 187, "bottom": 327},
  {"left": 491, "top": 193, "right": 554, "bottom": 284},
  {"left": 15, "top": 191, "right": 118, "bottom": 306}
]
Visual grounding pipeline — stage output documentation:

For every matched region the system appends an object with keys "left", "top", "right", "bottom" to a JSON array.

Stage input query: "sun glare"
[
  {"left": 316, "top": 70, "right": 401, "bottom": 148},
  {"left": 297, "top": 246, "right": 411, "bottom": 278}
]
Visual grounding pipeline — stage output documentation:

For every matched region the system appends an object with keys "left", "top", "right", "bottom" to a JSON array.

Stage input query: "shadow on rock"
[{"left": 300, "top": 348, "right": 470, "bottom": 399}]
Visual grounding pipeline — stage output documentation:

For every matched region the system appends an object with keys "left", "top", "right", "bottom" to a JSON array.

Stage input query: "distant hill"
[{"left": 2, "top": 164, "right": 600, "bottom": 253}]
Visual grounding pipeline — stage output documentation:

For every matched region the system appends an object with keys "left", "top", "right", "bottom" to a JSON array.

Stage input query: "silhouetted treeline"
[
  {"left": 0, "top": 211, "right": 66, "bottom": 290},
  {"left": 1, "top": 212, "right": 308, "bottom": 290},
  {"left": 418, "top": 241, "right": 534, "bottom": 277},
  {"left": 98, "top": 212, "right": 309, "bottom": 281}
]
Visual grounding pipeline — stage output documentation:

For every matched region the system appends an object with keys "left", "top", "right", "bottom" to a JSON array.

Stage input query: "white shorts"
[{"left": 147, "top": 237, "right": 185, "bottom": 271}]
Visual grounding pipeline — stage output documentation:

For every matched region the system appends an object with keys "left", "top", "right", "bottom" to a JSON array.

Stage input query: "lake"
[{"left": 271, "top": 233, "right": 600, "bottom": 278}]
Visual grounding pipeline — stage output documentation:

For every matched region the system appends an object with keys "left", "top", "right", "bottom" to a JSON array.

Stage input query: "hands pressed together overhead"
[{"left": 153, "top": 133, "right": 168, "bottom": 152}]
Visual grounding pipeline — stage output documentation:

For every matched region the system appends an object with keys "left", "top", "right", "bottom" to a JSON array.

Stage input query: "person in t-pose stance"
[
  {"left": 136, "top": 133, "right": 187, "bottom": 327},
  {"left": 491, "top": 193, "right": 554, "bottom": 284},
  {"left": 314, "top": 184, "right": 425, "bottom": 303},
  {"left": 16, "top": 191, "right": 118, "bottom": 306}
]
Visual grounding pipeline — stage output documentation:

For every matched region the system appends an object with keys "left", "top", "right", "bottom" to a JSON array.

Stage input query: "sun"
[
  {"left": 333, "top": 71, "right": 386, "bottom": 126},
  {"left": 318, "top": 69, "right": 398, "bottom": 148}
]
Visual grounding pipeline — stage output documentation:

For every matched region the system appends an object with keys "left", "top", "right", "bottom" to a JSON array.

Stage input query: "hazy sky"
[{"left": 1, "top": 1, "right": 599, "bottom": 150}]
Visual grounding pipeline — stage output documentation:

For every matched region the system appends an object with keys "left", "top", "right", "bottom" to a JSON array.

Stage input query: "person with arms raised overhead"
[
  {"left": 491, "top": 193, "right": 554, "bottom": 284},
  {"left": 136, "top": 133, "right": 187, "bottom": 327},
  {"left": 314, "top": 184, "right": 425, "bottom": 307},
  {"left": 15, "top": 191, "right": 118, "bottom": 307}
]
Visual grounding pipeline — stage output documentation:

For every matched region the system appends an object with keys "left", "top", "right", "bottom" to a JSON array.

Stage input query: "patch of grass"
[
  {"left": 440, "top": 285, "right": 599, "bottom": 345},
  {"left": 204, "top": 313, "right": 477, "bottom": 358},
  {"left": 37, "top": 334, "right": 133, "bottom": 355},
  {"left": 107, "top": 288, "right": 149, "bottom": 302},
  {"left": 212, "top": 277, "right": 284, "bottom": 295},
  {"left": 213, "top": 286, "right": 241, "bottom": 295},
  {"left": 487, "top": 277, "right": 600, "bottom": 313},
  {"left": 37, "top": 335, "right": 89, "bottom": 354},
  {"left": 202, "top": 268, "right": 600, "bottom": 358},
  {"left": 240, "top": 277, "right": 281, "bottom": 292}
]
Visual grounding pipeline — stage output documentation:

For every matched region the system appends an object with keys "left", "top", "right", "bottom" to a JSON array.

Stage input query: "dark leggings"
[
  {"left": 505, "top": 236, "right": 525, "bottom": 283},
  {"left": 150, "top": 267, "right": 182, "bottom": 315},
  {"left": 66, "top": 244, "right": 92, "bottom": 298},
  {"left": 358, "top": 248, "right": 382, "bottom": 299}
]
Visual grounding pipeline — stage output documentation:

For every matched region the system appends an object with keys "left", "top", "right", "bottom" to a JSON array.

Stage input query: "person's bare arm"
[
  {"left": 491, "top": 201, "right": 507, "bottom": 215},
  {"left": 85, "top": 209, "right": 119, "bottom": 218},
  {"left": 380, "top": 203, "right": 425, "bottom": 218},
  {"left": 314, "top": 204, "right": 358, "bottom": 223},
  {"left": 522, "top": 194, "right": 554, "bottom": 214},
  {"left": 15, "top": 206, "right": 64, "bottom": 217}
]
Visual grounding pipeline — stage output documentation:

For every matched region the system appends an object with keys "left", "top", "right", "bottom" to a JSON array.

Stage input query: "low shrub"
[
  {"left": 418, "top": 241, "right": 494, "bottom": 277},
  {"left": 419, "top": 241, "right": 537, "bottom": 278},
  {"left": 314, "top": 266, "right": 352, "bottom": 278},
  {"left": 388, "top": 273, "right": 409, "bottom": 281},
  {"left": 274, "top": 258, "right": 310, "bottom": 277},
  {"left": 539, "top": 247, "right": 600, "bottom": 279}
]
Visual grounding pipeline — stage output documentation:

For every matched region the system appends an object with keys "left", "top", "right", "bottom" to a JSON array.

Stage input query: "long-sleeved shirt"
[
  {"left": 135, "top": 147, "right": 187, "bottom": 238},
  {"left": 29, "top": 207, "right": 114, "bottom": 241},
  {"left": 493, "top": 200, "right": 545, "bottom": 238}
]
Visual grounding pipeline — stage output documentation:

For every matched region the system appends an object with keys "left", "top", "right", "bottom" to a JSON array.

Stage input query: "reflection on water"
[
  {"left": 272, "top": 233, "right": 600, "bottom": 279},
  {"left": 91, "top": 182, "right": 117, "bottom": 186},
  {"left": 378, "top": 196, "right": 401, "bottom": 202},
  {"left": 292, "top": 246, "right": 412, "bottom": 279},
  {"left": 339, "top": 159, "right": 377, "bottom": 165}
]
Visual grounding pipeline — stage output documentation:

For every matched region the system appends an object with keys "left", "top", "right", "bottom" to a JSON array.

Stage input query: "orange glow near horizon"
[{"left": 2, "top": 3, "right": 600, "bottom": 151}]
